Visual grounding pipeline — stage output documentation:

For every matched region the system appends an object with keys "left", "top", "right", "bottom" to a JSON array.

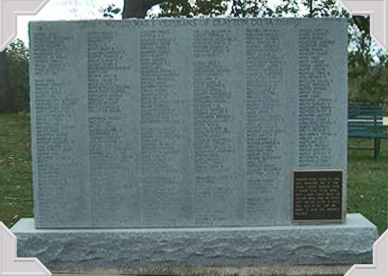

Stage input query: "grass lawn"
[
  {"left": 347, "top": 138, "right": 388, "bottom": 235},
  {"left": 0, "top": 112, "right": 387, "bottom": 276},
  {"left": 0, "top": 113, "right": 33, "bottom": 228}
]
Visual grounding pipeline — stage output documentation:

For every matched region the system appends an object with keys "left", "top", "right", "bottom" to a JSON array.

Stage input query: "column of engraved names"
[
  {"left": 246, "top": 28, "right": 283, "bottom": 223},
  {"left": 32, "top": 32, "right": 87, "bottom": 224},
  {"left": 193, "top": 29, "right": 237, "bottom": 226},
  {"left": 140, "top": 30, "right": 188, "bottom": 226},
  {"left": 298, "top": 29, "right": 334, "bottom": 166},
  {"left": 87, "top": 31, "right": 136, "bottom": 226}
]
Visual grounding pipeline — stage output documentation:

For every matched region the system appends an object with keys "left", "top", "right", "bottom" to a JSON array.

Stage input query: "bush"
[{"left": 7, "top": 39, "right": 30, "bottom": 112}]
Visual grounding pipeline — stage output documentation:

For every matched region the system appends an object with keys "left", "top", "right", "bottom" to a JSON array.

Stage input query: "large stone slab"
[
  {"left": 29, "top": 18, "right": 348, "bottom": 229},
  {"left": 12, "top": 214, "right": 378, "bottom": 270}
]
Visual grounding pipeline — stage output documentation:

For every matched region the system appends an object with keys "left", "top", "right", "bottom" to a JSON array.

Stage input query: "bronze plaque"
[{"left": 293, "top": 170, "right": 343, "bottom": 222}]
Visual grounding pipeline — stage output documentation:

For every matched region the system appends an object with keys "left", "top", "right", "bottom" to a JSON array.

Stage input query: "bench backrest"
[{"left": 348, "top": 105, "right": 384, "bottom": 137}]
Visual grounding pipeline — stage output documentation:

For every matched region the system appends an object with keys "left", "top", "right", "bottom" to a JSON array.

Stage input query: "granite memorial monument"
[{"left": 11, "top": 18, "right": 379, "bottom": 271}]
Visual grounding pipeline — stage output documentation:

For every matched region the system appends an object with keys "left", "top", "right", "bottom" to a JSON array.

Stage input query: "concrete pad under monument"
[{"left": 11, "top": 18, "right": 378, "bottom": 271}]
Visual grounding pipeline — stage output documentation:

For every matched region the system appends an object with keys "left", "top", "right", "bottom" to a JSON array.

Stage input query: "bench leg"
[{"left": 374, "top": 139, "right": 381, "bottom": 161}]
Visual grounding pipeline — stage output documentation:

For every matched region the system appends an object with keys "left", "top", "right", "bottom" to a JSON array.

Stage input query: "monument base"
[{"left": 11, "top": 214, "right": 378, "bottom": 271}]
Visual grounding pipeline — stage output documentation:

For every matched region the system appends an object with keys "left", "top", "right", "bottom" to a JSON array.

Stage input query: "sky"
[
  {"left": 15, "top": 0, "right": 286, "bottom": 45},
  {"left": 16, "top": 0, "right": 124, "bottom": 44}
]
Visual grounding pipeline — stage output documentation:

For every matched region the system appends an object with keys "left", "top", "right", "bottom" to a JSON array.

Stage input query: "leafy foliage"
[
  {"left": 0, "top": 50, "right": 12, "bottom": 113},
  {"left": 6, "top": 39, "right": 30, "bottom": 112},
  {"left": 157, "top": 0, "right": 196, "bottom": 18},
  {"left": 102, "top": 4, "right": 122, "bottom": 18},
  {"left": 230, "top": 0, "right": 274, "bottom": 18}
]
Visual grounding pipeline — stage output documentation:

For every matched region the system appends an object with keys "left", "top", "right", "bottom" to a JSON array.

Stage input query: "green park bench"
[{"left": 348, "top": 105, "right": 386, "bottom": 161}]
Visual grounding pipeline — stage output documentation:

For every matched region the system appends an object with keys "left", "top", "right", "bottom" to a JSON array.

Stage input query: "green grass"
[
  {"left": 347, "top": 138, "right": 388, "bottom": 235},
  {"left": 0, "top": 113, "right": 387, "bottom": 236},
  {"left": 0, "top": 113, "right": 33, "bottom": 228}
]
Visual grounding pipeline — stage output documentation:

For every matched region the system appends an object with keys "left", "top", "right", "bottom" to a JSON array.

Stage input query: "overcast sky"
[{"left": 16, "top": 0, "right": 127, "bottom": 44}]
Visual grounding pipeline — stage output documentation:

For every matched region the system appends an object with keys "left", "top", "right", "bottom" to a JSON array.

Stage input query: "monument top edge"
[{"left": 28, "top": 17, "right": 347, "bottom": 26}]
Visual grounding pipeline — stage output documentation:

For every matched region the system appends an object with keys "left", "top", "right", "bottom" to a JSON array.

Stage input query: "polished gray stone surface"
[
  {"left": 29, "top": 18, "right": 348, "bottom": 229},
  {"left": 12, "top": 214, "right": 378, "bottom": 269}
]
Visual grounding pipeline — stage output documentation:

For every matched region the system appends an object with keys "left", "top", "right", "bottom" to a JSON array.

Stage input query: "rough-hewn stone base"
[{"left": 11, "top": 214, "right": 378, "bottom": 272}]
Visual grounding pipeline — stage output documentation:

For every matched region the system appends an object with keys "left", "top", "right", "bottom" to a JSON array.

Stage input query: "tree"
[
  {"left": 102, "top": 0, "right": 160, "bottom": 18},
  {"left": 7, "top": 39, "right": 30, "bottom": 112},
  {"left": 122, "top": 0, "right": 164, "bottom": 18},
  {"left": 157, "top": 0, "right": 228, "bottom": 18},
  {"left": 103, "top": 0, "right": 231, "bottom": 19},
  {"left": 0, "top": 49, "right": 13, "bottom": 113}
]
